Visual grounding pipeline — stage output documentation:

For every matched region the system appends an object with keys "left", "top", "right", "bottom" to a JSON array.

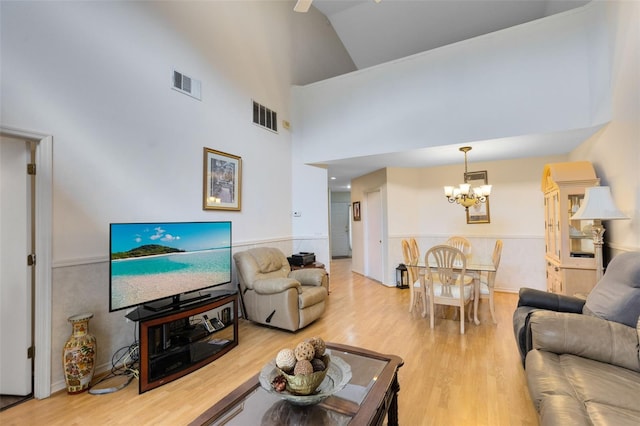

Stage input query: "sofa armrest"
[
  {"left": 529, "top": 310, "right": 640, "bottom": 372},
  {"left": 289, "top": 268, "right": 326, "bottom": 286},
  {"left": 253, "top": 277, "right": 301, "bottom": 295},
  {"left": 517, "top": 288, "right": 585, "bottom": 313}
]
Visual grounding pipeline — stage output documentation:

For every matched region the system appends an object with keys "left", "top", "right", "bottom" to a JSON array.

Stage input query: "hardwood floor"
[{"left": 0, "top": 259, "right": 538, "bottom": 425}]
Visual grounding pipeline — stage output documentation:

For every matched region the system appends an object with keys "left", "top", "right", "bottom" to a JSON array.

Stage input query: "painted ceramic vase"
[{"left": 63, "top": 313, "right": 97, "bottom": 394}]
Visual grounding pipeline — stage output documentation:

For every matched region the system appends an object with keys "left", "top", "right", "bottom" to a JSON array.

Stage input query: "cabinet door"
[
  {"left": 545, "top": 192, "right": 560, "bottom": 260},
  {"left": 567, "top": 194, "right": 594, "bottom": 259},
  {"left": 546, "top": 261, "right": 562, "bottom": 294}
]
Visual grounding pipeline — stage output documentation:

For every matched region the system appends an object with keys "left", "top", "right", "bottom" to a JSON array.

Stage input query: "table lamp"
[{"left": 570, "top": 186, "right": 629, "bottom": 281}]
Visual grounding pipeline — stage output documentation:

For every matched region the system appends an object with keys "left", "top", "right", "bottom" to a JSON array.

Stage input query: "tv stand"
[
  {"left": 143, "top": 292, "right": 211, "bottom": 312},
  {"left": 128, "top": 292, "right": 238, "bottom": 393}
]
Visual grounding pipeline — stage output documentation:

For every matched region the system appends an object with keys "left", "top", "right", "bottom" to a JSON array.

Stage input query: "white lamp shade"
[{"left": 570, "top": 186, "right": 628, "bottom": 220}]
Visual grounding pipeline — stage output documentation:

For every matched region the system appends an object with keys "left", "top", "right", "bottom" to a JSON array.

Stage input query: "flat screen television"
[{"left": 109, "top": 221, "right": 232, "bottom": 312}]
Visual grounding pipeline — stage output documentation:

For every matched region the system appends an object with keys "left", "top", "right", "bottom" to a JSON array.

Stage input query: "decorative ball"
[
  {"left": 275, "top": 348, "right": 296, "bottom": 372},
  {"left": 293, "top": 359, "right": 314, "bottom": 376},
  {"left": 311, "top": 358, "right": 325, "bottom": 372},
  {"left": 271, "top": 375, "right": 287, "bottom": 392},
  {"left": 306, "top": 336, "right": 326, "bottom": 358},
  {"left": 294, "top": 341, "right": 315, "bottom": 361}
]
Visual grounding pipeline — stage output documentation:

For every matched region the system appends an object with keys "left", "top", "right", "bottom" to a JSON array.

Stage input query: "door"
[
  {"left": 365, "top": 190, "right": 384, "bottom": 283},
  {"left": 330, "top": 202, "right": 351, "bottom": 258},
  {"left": 0, "top": 136, "right": 33, "bottom": 395}
]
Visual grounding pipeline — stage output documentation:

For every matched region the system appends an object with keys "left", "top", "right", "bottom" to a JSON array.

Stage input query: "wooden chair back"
[
  {"left": 445, "top": 236, "right": 472, "bottom": 257},
  {"left": 402, "top": 239, "right": 419, "bottom": 285},
  {"left": 409, "top": 238, "right": 420, "bottom": 263},
  {"left": 426, "top": 244, "right": 474, "bottom": 333}
]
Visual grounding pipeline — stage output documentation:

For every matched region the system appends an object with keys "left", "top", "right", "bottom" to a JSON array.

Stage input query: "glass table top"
[{"left": 194, "top": 345, "right": 396, "bottom": 426}]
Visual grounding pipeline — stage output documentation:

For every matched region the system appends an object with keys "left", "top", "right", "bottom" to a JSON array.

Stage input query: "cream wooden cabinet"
[{"left": 541, "top": 162, "right": 599, "bottom": 295}]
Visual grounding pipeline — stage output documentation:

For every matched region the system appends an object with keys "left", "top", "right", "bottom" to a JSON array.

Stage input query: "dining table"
[{"left": 412, "top": 254, "right": 496, "bottom": 325}]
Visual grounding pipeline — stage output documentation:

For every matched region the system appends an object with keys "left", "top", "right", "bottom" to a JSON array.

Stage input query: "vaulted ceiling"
[
  {"left": 313, "top": 0, "right": 588, "bottom": 70},
  {"left": 300, "top": 0, "right": 594, "bottom": 191}
]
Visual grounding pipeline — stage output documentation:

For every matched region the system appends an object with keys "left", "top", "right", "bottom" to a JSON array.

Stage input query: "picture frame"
[
  {"left": 353, "top": 201, "right": 361, "bottom": 221},
  {"left": 203, "top": 147, "right": 242, "bottom": 211},
  {"left": 464, "top": 170, "right": 490, "bottom": 224}
]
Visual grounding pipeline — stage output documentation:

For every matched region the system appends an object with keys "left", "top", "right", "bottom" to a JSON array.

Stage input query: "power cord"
[
  {"left": 89, "top": 321, "right": 140, "bottom": 395},
  {"left": 88, "top": 342, "right": 139, "bottom": 395}
]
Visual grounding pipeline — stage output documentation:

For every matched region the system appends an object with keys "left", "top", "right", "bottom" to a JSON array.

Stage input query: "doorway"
[
  {"left": 364, "top": 190, "right": 384, "bottom": 283},
  {"left": 0, "top": 127, "right": 53, "bottom": 403},
  {"left": 0, "top": 136, "right": 34, "bottom": 408},
  {"left": 330, "top": 192, "right": 352, "bottom": 259}
]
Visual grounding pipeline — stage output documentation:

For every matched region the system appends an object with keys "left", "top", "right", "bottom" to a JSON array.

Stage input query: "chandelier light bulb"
[{"left": 443, "top": 147, "right": 491, "bottom": 210}]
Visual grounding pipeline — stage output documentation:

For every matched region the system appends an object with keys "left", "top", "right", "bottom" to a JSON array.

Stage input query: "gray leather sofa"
[
  {"left": 234, "top": 247, "right": 328, "bottom": 332},
  {"left": 513, "top": 251, "right": 640, "bottom": 425}
]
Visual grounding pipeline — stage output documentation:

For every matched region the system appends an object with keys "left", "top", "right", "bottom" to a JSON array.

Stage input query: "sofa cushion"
[
  {"left": 526, "top": 350, "right": 580, "bottom": 412},
  {"left": 299, "top": 286, "right": 328, "bottom": 309},
  {"left": 586, "top": 402, "right": 640, "bottom": 426},
  {"left": 526, "top": 350, "right": 640, "bottom": 424},
  {"left": 583, "top": 252, "right": 640, "bottom": 328},
  {"left": 289, "top": 268, "right": 326, "bottom": 286},
  {"left": 538, "top": 395, "right": 590, "bottom": 426},
  {"left": 529, "top": 311, "right": 640, "bottom": 372},
  {"left": 253, "top": 277, "right": 300, "bottom": 295},
  {"left": 249, "top": 247, "right": 287, "bottom": 273}
]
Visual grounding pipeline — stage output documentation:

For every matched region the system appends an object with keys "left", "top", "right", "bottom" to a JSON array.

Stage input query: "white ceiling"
[{"left": 303, "top": 0, "right": 593, "bottom": 191}]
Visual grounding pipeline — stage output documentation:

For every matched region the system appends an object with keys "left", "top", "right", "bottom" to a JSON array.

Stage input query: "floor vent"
[
  {"left": 252, "top": 100, "right": 278, "bottom": 133},
  {"left": 172, "top": 70, "right": 201, "bottom": 100}
]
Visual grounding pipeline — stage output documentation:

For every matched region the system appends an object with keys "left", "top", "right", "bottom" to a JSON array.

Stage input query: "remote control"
[{"left": 202, "top": 314, "right": 215, "bottom": 333}]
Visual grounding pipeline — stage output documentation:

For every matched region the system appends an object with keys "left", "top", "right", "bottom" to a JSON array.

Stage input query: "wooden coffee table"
[{"left": 189, "top": 343, "right": 404, "bottom": 426}]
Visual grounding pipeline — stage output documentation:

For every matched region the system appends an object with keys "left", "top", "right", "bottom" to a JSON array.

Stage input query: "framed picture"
[
  {"left": 203, "top": 148, "right": 242, "bottom": 211},
  {"left": 464, "top": 170, "right": 490, "bottom": 224},
  {"left": 353, "top": 201, "right": 361, "bottom": 221}
]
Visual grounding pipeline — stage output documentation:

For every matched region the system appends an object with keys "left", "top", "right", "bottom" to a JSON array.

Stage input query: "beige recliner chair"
[{"left": 233, "top": 247, "right": 328, "bottom": 332}]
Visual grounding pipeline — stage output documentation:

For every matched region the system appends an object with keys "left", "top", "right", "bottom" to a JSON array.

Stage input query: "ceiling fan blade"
[{"left": 294, "top": 0, "right": 313, "bottom": 13}]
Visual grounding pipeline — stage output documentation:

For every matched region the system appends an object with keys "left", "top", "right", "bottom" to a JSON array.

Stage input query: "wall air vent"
[
  {"left": 172, "top": 70, "right": 201, "bottom": 100},
  {"left": 252, "top": 100, "right": 278, "bottom": 133}
]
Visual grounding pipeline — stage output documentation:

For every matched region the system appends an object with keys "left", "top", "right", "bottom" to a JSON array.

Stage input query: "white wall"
[
  {"left": 350, "top": 169, "right": 388, "bottom": 276},
  {"left": 291, "top": 5, "right": 357, "bottom": 85},
  {"left": 2, "top": 0, "right": 637, "bottom": 395},
  {"left": 0, "top": 1, "right": 343, "bottom": 393},
  {"left": 569, "top": 0, "right": 640, "bottom": 256},
  {"left": 296, "top": 1, "right": 639, "bottom": 292},
  {"left": 2, "top": 1, "right": 299, "bottom": 260},
  {"left": 293, "top": 2, "right": 609, "bottom": 164},
  {"left": 358, "top": 155, "right": 564, "bottom": 292}
]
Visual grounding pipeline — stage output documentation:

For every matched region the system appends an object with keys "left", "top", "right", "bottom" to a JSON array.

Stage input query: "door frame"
[
  {"left": 364, "top": 189, "right": 385, "bottom": 283},
  {"left": 1, "top": 125, "right": 52, "bottom": 399}
]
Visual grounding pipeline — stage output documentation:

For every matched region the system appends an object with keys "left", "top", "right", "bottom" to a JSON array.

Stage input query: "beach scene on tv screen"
[{"left": 110, "top": 222, "right": 231, "bottom": 310}]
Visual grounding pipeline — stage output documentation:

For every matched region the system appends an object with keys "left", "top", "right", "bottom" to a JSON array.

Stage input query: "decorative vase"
[{"left": 63, "top": 313, "right": 97, "bottom": 394}]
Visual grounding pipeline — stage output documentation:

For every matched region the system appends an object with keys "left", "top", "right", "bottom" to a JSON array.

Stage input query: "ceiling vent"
[
  {"left": 252, "top": 100, "right": 278, "bottom": 133},
  {"left": 172, "top": 70, "right": 201, "bottom": 100}
]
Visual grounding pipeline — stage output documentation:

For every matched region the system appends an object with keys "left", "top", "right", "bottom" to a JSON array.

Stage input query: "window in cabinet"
[{"left": 568, "top": 194, "right": 594, "bottom": 258}]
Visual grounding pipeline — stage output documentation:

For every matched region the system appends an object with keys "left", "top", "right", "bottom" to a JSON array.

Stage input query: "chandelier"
[{"left": 444, "top": 147, "right": 492, "bottom": 209}]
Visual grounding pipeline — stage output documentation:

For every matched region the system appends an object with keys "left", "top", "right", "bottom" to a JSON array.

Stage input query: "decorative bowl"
[
  {"left": 259, "top": 351, "right": 352, "bottom": 406},
  {"left": 278, "top": 355, "right": 330, "bottom": 395}
]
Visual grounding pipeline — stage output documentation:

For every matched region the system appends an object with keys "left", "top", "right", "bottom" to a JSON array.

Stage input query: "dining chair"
[
  {"left": 445, "top": 235, "right": 474, "bottom": 318},
  {"left": 409, "top": 237, "right": 420, "bottom": 264},
  {"left": 402, "top": 239, "right": 427, "bottom": 316},
  {"left": 445, "top": 236, "right": 472, "bottom": 259},
  {"left": 479, "top": 239, "right": 503, "bottom": 324},
  {"left": 425, "top": 245, "right": 475, "bottom": 334}
]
